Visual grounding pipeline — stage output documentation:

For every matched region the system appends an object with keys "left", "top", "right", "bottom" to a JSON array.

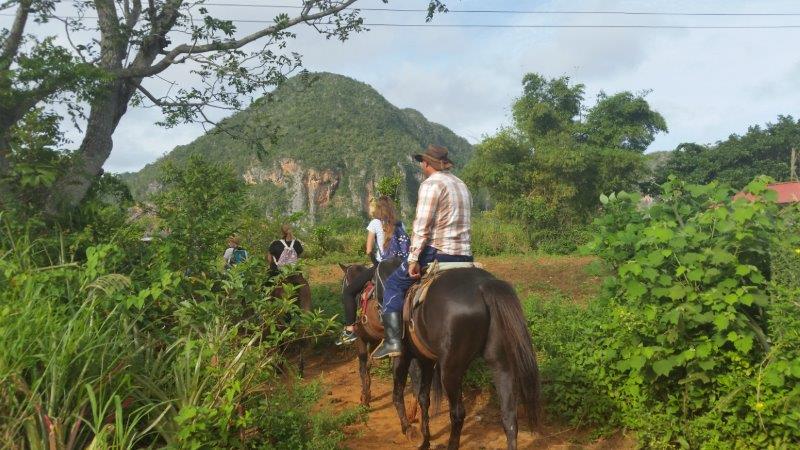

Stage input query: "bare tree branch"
[
  {"left": 131, "top": 79, "right": 233, "bottom": 109},
  {"left": 124, "top": 0, "right": 142, "bottom": 31},
  {"left": 121, "top": 0, "right": 358, "bottom": 78},
  {"left": 54, "top": 15, "right": 91, "bottom": 63}
]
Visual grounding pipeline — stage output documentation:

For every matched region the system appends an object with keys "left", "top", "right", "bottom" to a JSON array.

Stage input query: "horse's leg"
[
  {"left": 357, "top": 339, "right": 371, "bottom": 407},
  {"left": 408, "top": 359, "right": 422, "bottom": 423},
  {"left": 416, "top": 360, "right": 435, "bottom": 450},
  {"left": 391, "top": 352, "right": 414, "bottom": 439},
  {"left": 489, "top": 363, "right": 518, "bottom": 449},
  {"left": 441, "top": 362, "right": 468, "bottom": 450}
]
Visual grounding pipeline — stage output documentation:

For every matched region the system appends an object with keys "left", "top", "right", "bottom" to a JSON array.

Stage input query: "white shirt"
[
  {"left": 366, "top": 218, "right": 386, "bottom": 262},
  {"left": 223, "top": 247, "right": 235, "bottom": 263}
]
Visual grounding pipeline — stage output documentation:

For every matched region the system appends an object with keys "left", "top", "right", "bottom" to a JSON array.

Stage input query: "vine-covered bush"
[{"left": 536, "top": 177, "right": 800, "bottom": 448}]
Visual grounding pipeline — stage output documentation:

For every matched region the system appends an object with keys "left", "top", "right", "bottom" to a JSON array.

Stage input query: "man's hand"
[{"left": 408, "top": 261, "right": 421, "bottom": 279}]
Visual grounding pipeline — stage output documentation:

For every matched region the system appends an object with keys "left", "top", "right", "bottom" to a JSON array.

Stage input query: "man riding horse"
[{"left": 372, "top": 144, "right": 473, "bottom": 360}]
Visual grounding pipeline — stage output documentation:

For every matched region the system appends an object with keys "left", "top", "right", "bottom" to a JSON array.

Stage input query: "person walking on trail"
[
  {"left": 336, "top": 196, "right": 410, "bottom": 346},
  {"left": 268, "top": 224, "right": 304, "bottom": 278},
  {"left": 372, "top": 144, "right": 473, "bottom": 360},
  {"left": 223, "top": 235, "right": 248, "bottom": 269}
]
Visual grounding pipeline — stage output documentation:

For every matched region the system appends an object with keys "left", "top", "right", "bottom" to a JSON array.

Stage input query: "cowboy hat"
[{"left": 413, "top": 144, "right": 454, "bottom": 170}]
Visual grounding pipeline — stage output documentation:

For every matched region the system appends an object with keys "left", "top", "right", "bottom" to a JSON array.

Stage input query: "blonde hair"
[
  {"left": 228, "top": 235, "right": 240, "bottom": 247},
  {"left": 371, "top": 196, "right": 398, "bottom": 250},
  {"left": 281, "top": 224, "right": 294, "bottom": 241}
]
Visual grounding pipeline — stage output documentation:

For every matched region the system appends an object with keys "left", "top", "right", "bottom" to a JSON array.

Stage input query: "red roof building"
[{"left": 734, "top": 181, "right": 800, "bottom": 204}]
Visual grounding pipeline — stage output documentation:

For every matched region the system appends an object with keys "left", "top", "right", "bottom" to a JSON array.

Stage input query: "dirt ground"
[
  {"left": 304, "top": 349, "right": 633, "bottom": 450},
  {"left": 302, "top": 255, "right": 629, "bottom": 449}
]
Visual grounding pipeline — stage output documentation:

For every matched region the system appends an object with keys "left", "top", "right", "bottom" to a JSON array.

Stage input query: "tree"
[
  {"left": 465, "top": 73, "right": 662, "bottom": 251},
  {"left": 658, "top": 115, "right": 800, "bottom": 189},
  {"left": 154, "top": 155, "right": 244, "bottom": 271},
  {"left": 461, "top": 128, "right": 532, "bottom": 204},
  {"left": 581, "top": 91, "right": 668, "bottom": 152},
  {"left": 0, "top": 0, "right": 446, "bottom": 216},
  {"left": 512, "top": 73, "right": 585, "bottom": 142}
]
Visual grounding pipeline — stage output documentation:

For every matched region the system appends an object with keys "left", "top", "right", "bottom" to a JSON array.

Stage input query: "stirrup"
[{"left": 335, "top": 330, "right": 357, "bottom": 346}]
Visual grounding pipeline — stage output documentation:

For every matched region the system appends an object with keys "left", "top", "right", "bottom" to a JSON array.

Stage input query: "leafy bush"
[
  {"left": 0, "top": 214, "right": 355, "bottom": 448},
  {"left": 535, "top": 177, "right": 800, "bottom": 447}
]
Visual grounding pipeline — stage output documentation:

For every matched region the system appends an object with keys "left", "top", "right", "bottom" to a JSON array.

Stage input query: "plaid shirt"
[{"left": 408, "top": 171, "right": 472, "bottom": 262}]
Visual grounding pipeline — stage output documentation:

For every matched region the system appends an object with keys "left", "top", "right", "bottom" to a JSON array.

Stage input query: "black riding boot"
[{"left": 372, "top": 312, "right": 403, "bottom": 359}]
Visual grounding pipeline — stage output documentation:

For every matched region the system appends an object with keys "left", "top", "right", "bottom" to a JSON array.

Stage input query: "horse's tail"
[{"left": 480, "top": 278, "right": 542, "bottom": 429}]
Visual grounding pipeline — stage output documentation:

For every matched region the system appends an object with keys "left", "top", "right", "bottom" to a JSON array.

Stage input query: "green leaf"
[
  {"left": 625, "top": 280, "right": 647, "bottom": 299},
  {"left": 714, "top": 315, "right": 730, "bottom": 331},
  {"left": 627, "top": 354, "right": 646, "bottom": 371},
  {"left": 696, "top": 341, "right": 713, "bottom": 358},
  {"left": 735, "top": 265, "right": 751, "bottom": 276},
  {"left": 687, "top": 268, "right": 703, "bottom": 282},
  {"left": 600, "top": 193, "right": 609, "bottom": 205},
  {"left": 733, "top": 207, "right": 755, "bottom": 222},
  {"left": 790, "top": 359, "right": 800, "bottom": 378},
  {"left": 668, "top": 284, "right": 687, "bottom": 300},
  {"left": 734, "top": 334, "right": 754, "bottom": 353},
  {"left": 698, "top": 359, "right": 717, "bottom": 371},
  {"left": 652, "top": 358, "right": 676, "bottom": 377}
]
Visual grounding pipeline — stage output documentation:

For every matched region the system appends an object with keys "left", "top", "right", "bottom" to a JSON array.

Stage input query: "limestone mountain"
[{"left": 121, "top": 72, "right": 473, "bottom": 218}]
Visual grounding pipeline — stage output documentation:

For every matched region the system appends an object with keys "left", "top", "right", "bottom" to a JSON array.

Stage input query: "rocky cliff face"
[
  {"left": 240, "top": 157, "right": 425, "bottom": 220},
  {"left": 243, "top": 158, "right": 341, "bottom": 218}
]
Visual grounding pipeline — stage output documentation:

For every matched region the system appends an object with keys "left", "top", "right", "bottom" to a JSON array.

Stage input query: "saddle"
[{"left": 402, "top": 261, "right": 483, "bottom": 360}]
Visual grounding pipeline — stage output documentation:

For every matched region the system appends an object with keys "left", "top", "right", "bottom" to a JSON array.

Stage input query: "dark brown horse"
[
  {"left": 339, "top": 263, "right": 384, "bottom": 406},
  {"left": 345, "top": 263, "right": 542, "bottom": 450}
]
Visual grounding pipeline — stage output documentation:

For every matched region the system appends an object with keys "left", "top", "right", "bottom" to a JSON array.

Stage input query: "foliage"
[
  {"left": 581, "top": 91, "right": 668, "bottom": 152},
  {"left": 153, "top": 155, "right": 245, "bottom": 273},
  {"left": 464, "top": 73, "right": 663, "bottom": 254},
  {"left": 534, "top": 177, "right": 800, "bottom": 447},
  {"left": 0, "top": 202, "right": 355, "bottom": 448},
  {"left": 657, "top": 115, "right": 800, "bottom": 189},
  {"left": 470, "top": 213, "right": 531, "bottom": 256},
  {"left": 375, "top": 171, "right": 404, "bottom": 203}
]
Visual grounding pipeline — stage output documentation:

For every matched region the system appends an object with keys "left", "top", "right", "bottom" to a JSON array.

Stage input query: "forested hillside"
[{"left": 121, "top": 72, "right": 473, "bottom": 217}]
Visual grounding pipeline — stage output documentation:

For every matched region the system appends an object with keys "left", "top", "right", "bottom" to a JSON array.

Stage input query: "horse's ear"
[{"left": 338, "top": 263, "right": 348, "bottom": 273}]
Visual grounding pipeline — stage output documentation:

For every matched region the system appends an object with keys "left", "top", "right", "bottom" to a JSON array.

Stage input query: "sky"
[{"left": 4, "top": 0, "right": 800, "bottom": 173}]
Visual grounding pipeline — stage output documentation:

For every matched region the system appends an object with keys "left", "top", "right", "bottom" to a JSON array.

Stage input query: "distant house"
[{"left": 734, "top": 181, "right": 800, "bottom": 205}]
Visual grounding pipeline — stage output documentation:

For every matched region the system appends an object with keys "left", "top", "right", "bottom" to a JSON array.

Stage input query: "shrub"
[
  {"left": 553, "top": 176, "right": 800, "bottom": 447},
  {"left": 471, "top": 214, "right": 531, "bottom": 256}
]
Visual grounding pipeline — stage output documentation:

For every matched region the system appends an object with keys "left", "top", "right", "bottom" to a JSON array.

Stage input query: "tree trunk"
[{"left": 43, "top": 80, "right": 136, "bottom": 216}]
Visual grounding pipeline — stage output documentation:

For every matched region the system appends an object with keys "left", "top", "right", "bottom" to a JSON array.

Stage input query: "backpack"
[
  {"left": 382, "top": 223, "right": 410, "bottom": 260},
  {"left": 231, "top": 248, "right": 248, "bottom": 265},
  {"left": 276, "top": 240, "right": 299, "bottom": 267}
]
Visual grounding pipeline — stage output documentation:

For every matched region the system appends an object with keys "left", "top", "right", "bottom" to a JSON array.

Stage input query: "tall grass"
[
  {"left": 471, "top": 214, "right": 531, "bottom": 256},
  {"left": 0, "top": 218, "right": 359, "bottom": 448}
]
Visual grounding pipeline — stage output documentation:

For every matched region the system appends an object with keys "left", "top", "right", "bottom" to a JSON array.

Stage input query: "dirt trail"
[{"left": 304, "top": 349, "right": 632, "bottom": 450}]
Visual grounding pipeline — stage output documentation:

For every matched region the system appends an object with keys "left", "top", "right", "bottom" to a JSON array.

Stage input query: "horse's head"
[{"left": 339, "top": 263, "right": 368, "bottom": 291}]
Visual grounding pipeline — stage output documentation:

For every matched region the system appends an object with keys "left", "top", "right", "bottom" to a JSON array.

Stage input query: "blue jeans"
[{"left": 382, "top": 246, "right": 473, "bottom": 314}]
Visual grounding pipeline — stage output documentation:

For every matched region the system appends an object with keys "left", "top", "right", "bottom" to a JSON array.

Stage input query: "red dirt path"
[{"left": 304, "top": 349, "right": 633, "bottom": 449}]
